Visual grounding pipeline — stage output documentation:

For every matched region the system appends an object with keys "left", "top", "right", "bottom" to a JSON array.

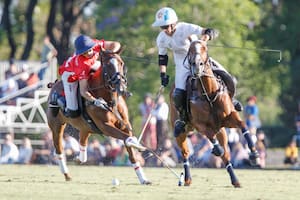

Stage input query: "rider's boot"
[
  {"left": 173, "top": 88, "right": 188, "bottom": 137},
  {"left": 64, "top": 108, "right": 80, "bottom": 118}
]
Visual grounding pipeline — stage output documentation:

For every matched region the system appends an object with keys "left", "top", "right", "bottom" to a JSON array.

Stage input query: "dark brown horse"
[
  {"left": 47, "top": 50, "right": 151, "bottom": 184},
  {"left": 170, "top": 40, "right": 259, "bottom": 187}
]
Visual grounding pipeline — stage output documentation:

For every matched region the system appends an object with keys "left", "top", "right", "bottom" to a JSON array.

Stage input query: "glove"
[
  {"left": 160, "top": 72, "right": 169, "bottom": 87},
  {"left": 204, "top": 28, "right": 219, "bottom": 40},
  {"left": 93, "top": 98, "right": 108, "bottom": 110}
]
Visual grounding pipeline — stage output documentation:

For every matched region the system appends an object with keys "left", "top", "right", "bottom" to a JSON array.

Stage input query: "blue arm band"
[{"left": 158, "top": 54, "right": 168, "bottom": 66}]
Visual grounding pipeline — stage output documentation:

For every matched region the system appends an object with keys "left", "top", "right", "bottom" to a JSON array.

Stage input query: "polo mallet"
[
  {"left": 208, "top": 44, "right": 282, "bottom": 62},
  {"left": 141, "top": 142, "right": 184, "bottom": 186},
  {"left": 137, "top": 86, "right": 165, "bottom": 143}
]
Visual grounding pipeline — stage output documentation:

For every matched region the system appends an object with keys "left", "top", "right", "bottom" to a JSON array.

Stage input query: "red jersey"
[{"left": 59, "top": 39, "right": 104, "bottom": 81}]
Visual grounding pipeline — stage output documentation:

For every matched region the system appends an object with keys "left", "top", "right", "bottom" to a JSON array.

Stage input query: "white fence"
[{"left": 0, "top": 59, "right": 58, "bottom": 134}]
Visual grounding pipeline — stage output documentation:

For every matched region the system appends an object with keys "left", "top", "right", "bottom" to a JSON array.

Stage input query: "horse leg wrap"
[
  {"left": 79, "top": 145, "right": 87, "bottom": 163},
  {"left": 57, "top": 154, "right": 69, "bottom": 174},
  {"left": 226, "top": 162, "right": 239, "bottom": 186},
  {"left": 133, "top": 162, "right": 148, "bottom": 184},
  {"left": 242, "top": 128, "right": 255, "bottom": 150},
  {"left": 183, "top": 159, "right": 191, "bottom": 182},
  {"left": 211, "top": 139, "right": 224, "bottom": 157}
]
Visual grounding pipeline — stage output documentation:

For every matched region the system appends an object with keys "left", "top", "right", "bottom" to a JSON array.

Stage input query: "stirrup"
[{"left": 125, "top": 137, "right": 146, "bottom": 151}]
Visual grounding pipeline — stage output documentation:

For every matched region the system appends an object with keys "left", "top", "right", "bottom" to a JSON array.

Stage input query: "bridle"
[
  {"left": 187, "top": 40, "right": 220, "bottom": 107},
  {"left": 100, "top": 51, "right": 128, "bottom": 95}
]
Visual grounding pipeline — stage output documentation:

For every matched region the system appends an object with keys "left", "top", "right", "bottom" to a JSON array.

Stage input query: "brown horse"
[
  {"left": 170, "top": 40, "right": 259, "bottom": 187},
  {"left": 46, "top": 50, "right": 151, "bottom": 184}
]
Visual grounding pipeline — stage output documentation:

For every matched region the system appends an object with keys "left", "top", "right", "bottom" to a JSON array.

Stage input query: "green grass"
[{"left": 0, "top": 165, "right": 299, "bottom": 200}]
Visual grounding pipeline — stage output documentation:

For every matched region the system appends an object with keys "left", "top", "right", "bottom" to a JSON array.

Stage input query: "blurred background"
[{"left": 0, "top": 0, "right": 299, "bottom": 168}]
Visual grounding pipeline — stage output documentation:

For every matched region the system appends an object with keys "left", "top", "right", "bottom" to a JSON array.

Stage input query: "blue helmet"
[{"left": 74, "top": 35, "right": 96, "bottom": 55}]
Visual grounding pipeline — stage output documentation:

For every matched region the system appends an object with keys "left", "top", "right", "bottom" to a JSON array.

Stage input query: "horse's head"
[
  {"left": 188, "top": 40, "right": 209, "bottom": 77},
  {"left": 100, "top": 50, "right": 128, "bottom": 96}
]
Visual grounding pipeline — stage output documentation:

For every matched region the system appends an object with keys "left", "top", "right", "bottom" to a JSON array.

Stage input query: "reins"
[
  {"left": 188, "top": 41, "right": 221, "bottom": 107},
  {"left": 89, "top": 51, "right": 132, "bottom": 131}
]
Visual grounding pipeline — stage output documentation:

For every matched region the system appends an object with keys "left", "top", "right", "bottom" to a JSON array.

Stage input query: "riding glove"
[
  {"left": 160, "top": 72, "right": 169, "bottom": 87},
  {"left": 93, "top": 98, "right": 108, "bottom": 110}
]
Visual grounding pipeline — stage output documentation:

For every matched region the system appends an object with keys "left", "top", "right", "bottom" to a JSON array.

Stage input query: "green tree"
[{"left": 95, "top": 0, "right": 273, "bottom": 131}]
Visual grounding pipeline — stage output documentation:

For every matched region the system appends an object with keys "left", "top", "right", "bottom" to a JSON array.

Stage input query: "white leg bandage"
[
  {"left": 133, "top": 162, "right": 148, "bottom": 184},
  {"left": 79, "top": 145, "right": 87, "bottom": 163},
  {"left": 57, "top": 154, "right": 69, "bottom": 174}
]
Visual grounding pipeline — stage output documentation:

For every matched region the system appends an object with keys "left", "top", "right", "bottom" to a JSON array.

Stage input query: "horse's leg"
[
  {"left": 77, "top": 131, "right": 91, "bottom": 163},
  {"left": 175, "top": 132, "right": 192, "bottom": 186},
  {"left": 126, "top": 146, "right": 151, "bottom": 185},
  {"left": 226, "top": 112, "right": 259, "bottom": 165},
  {"left": 49, "top": 121, "right": 71, "bottom": 181},
  {"left": 216, "top": 128, "right": 241, "bottom": 188}
]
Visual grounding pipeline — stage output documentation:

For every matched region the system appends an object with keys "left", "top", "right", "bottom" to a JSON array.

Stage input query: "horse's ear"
[{"left": 116, "top": 45, "right": 126, "bottom": 55}]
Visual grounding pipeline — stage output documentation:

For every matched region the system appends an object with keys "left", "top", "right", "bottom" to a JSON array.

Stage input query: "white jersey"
[{"left": 156, "top": 22, "right": 203, "bottom": 90}]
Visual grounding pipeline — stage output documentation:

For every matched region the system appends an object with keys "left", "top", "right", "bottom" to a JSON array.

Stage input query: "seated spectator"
[
  {"left": 226, "top": 128, "right": 240, "bottom": 151},
  {"left": 190, "top": 134, "right": 222, "bottom": 168},
  {"left": 0, "top": 63, "right": 19, "bottom": 104},
  {"left": 17, "top": 137, "right": 33, "bottom": 164},
  {"left": 256, "top": 130, "right": 267, "bottom": 168},
  {"left": 113, "top": 145, "right": 130, "bottom": 166},
  {"left": 87, "top": 138, "right": 106, "bottom": 165},
  {"left": 231, "top": 142, "right": 251, "bottom": 168},
  {"left": 32, "top": 130, "right": 56, "bottom": 164},
  {"left": 284, "top": 140, "right": 298, "bottom": 165},
  {"left": 156, "top": 138, "right": 178, "bottom": 168},
  {"left": 63, "top": 133, "right": 80, "bottom": 161},
  {"left": 0, "top": 133, "right": 19, "bottom": 164},
  {"left": 292, "top": 114, "right": 300, "bottom": 147},
  {"left": 102, "top": 138, "right": 121, "bottom": 165},
  {"left": 139, "top": 93, "right": 157, "bottom": 150},
  {"left": 25, "top": 72, "right": 40, "bottom": 97}
]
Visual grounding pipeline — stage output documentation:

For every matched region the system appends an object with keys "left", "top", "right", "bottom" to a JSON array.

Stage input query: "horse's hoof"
[
  {"left": 73, "top": 157, "right": 84, "bottom": 165},
  {"left": 232, "top": 182, "right": 241, "bottom": 188},
  {"left": 142, "top": 180, "right": 152, "bottom": 185},
  {"left": 184, "top": 178, "right": 192, "bottom": 186},
  {"left": 249, "top": 151, "right": 260, "bottom": 166},
  {"left": 64, "top": 174, "right": 72, "bottom": 181}
]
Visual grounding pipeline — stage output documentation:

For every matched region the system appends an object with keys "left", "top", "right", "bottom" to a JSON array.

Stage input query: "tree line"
[{"left": 0, "top": 0, "right": 299, "bottom": 146}]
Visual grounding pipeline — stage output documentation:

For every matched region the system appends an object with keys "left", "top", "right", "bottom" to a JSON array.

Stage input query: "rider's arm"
[
  {"left": 79, "top": 79, "right": 96, "bottom": 103},
  {"left": 159, "top": 54, "right": 168, "bottom": 73}
]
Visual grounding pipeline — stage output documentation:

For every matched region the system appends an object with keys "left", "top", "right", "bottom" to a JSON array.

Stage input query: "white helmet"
[{"left": 152, "top": 7, "right": 178, "bottom": 27}]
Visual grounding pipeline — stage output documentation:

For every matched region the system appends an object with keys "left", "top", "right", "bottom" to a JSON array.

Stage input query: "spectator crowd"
[{"left": 0, "top": 94, "right": 276, "bottom": 169}]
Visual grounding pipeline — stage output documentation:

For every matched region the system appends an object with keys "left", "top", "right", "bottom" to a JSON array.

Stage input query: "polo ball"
[{"left": 112, "top": 178, "right": 120, "bottom": 186}]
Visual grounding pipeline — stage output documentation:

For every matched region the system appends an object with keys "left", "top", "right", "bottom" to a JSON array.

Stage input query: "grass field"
[{"left": 0, "top": 165, "right": 299, "bottom": 200}]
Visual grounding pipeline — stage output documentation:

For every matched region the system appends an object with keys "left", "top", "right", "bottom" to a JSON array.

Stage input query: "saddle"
[
  {"left": 49, "top": 83, "right": 103, "bottom": 135},
  {"left": 185, "top": 71, "right": 231, "bottom": 121}
]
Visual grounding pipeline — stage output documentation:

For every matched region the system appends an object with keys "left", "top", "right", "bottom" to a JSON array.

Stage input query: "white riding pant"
[
  {"left": 174, "top": 54, "right": 229, "bottom": 90},
  {"left": 61, "top": 71, "right": 79, "bottom": 111},
  {"left": 174, "top": 53, "right": 190, "bottom": 90}
]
